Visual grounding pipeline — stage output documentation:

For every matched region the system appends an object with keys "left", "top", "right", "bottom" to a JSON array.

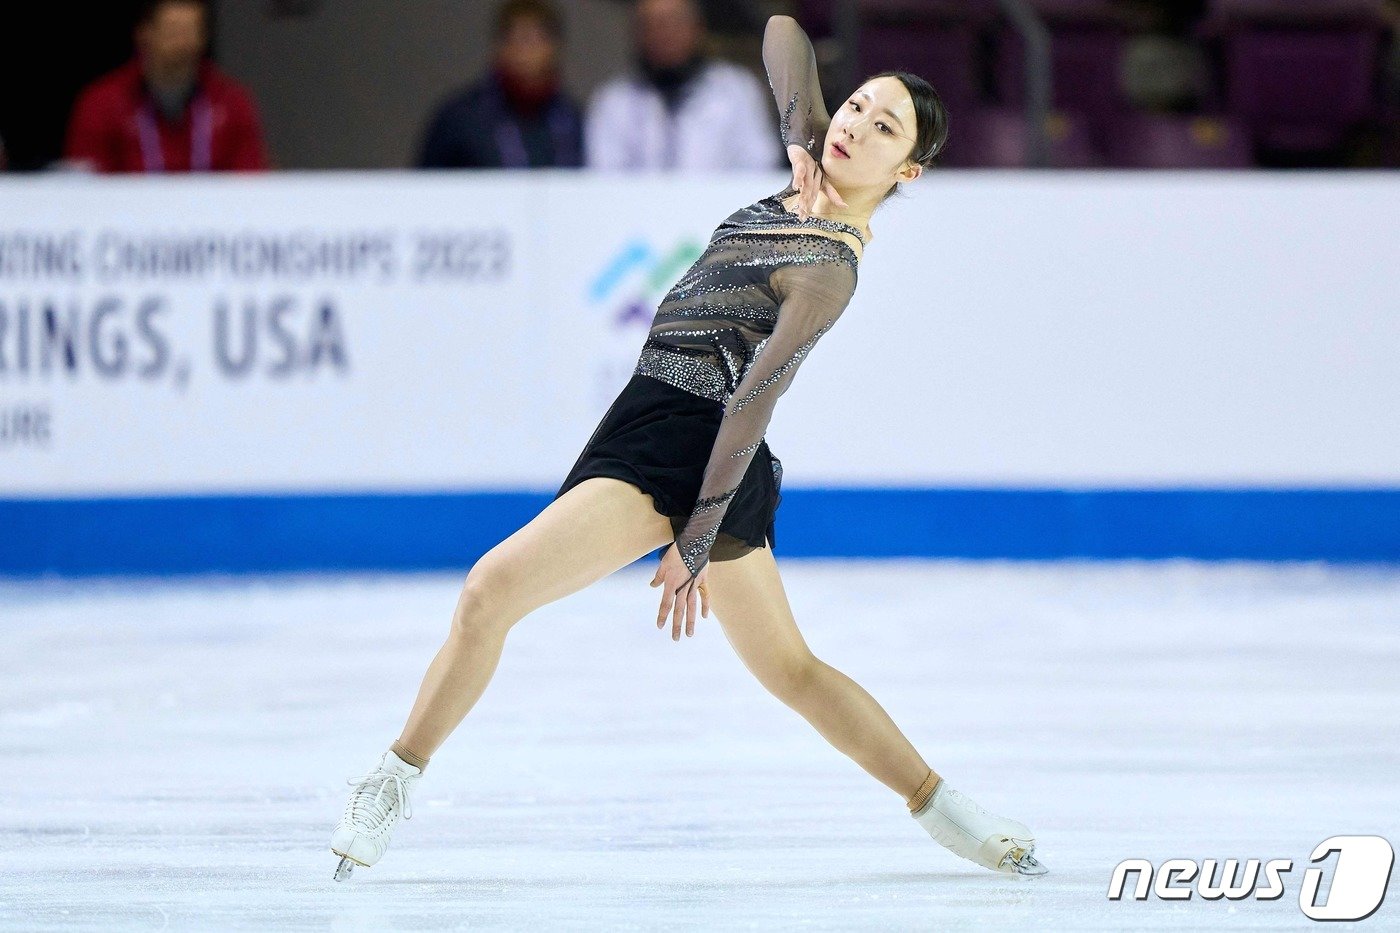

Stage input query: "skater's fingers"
[
  {"left": 671, "top": 580, "right": 685, "bottom": 641},
  {"left": 807, "top": 184, "right": 822, "bottom": 218},
  {"left": 788, "top": 150, "right": 808, "bottom": 189},
  {"left": 806, "top": 164, "right": 825, "bottom": 212},
  {"left": 786, "top": 143, "right": 810, "bottom": 182},
  {"left": 685, "top": 585, "right": 697, "bottom": 637},
  {"left": 699, "top": 581, "right": 710, "bottom": 619},
  {"left": 656, "top": 587, "right": 672, "bottom": 628},
  {"left": 800, "top": 168, "right": 817, "bottom": 219},
  {"left": 822, "top": 176, "right": 847, "bottom": 208},
  {"left": 792, "top": 167, "right": 811, "bottom": 220}
]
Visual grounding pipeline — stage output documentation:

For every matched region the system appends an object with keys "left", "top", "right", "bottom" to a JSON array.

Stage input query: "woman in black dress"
[{"left": 330, "top": 15, "right": 1046, "bottom": 880}]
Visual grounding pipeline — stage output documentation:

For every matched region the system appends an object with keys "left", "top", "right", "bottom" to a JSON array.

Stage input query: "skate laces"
[{"left": 343, "top": 765, "right": 416, "bottom": 827}]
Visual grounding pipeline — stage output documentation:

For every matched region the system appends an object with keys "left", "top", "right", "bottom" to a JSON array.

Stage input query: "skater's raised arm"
[
  {"left": 763, "top": 15, "right": 831, "bottom": 158},
  {"left": 764, "top": 16, "right": 848, "bottom": 219},
  {"left": 671, "top": 252, "right": 857, "bottom": 587}
]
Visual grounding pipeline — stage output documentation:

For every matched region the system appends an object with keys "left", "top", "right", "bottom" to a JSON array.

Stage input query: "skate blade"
[
  {"left": 1003, "top": 845, "right": 1048, "bottom": 876},
  {"left": 332, "top": 849, "right": 369, "bottom": 882}
]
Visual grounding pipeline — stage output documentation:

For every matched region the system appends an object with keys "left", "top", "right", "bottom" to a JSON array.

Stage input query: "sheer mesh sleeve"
[
  {"left": 763, "top": 15, "right": 831, "bottom": 156},
  {"left": 672, "top": 256, "right": 857, "bottom": 586}
]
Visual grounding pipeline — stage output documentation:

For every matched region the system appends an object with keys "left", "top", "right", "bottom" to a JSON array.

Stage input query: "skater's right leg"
[
  {"left": 395, "top": 476, "right": 675, "bottom": 761},
  {"left": 331, "top": 476, "right": 674, "bottom": 879}
]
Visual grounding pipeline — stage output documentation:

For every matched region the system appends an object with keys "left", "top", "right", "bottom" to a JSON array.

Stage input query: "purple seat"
[
  {"left": 994, "top": 2, "right": 1138, "bottom": 153},
  {"left": 1224, "top": 32, "right": 1382, "bottom": 150},
  {"left": 1198, "top": 0, "right": 1389, "bottom": 153},
  {"left": 797, "top": 0, "right": 1000, "bottom": 37},
  {"left": 793, "top": 0, "right": 834, "bottom": 38},
  {"left": 1021, "top": 0, "right": 1128, "bottom": 16},
  {"left": 858, "top": 24, "right": 984, "bottom": 114},
  {"left": 1207, "top": 0, "right": 1387, "bottom": 25},
  {"left": 1106, "top": 112, "right": 1254, "bottom": 168},
  {"left": 856, "top": 1, "right": 999, "bottom": 113},
  {"left": 940, "top": 105, "right": 1103, "bottom": 167},
  {"left": 857, "top": 0, "right": 998, "bottom": 13}
]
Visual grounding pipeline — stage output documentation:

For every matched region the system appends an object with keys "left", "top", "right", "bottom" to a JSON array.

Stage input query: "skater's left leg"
[{"left": 704, "top": 544, "right": 937, "bottom": 805}]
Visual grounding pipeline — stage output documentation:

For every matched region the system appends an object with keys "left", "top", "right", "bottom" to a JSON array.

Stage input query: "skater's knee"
[
  {"left": 760, "top": 652, "right": 823, "bottom": 704},
  {"left": 453, "top": 558, "right": 524, "bottom": 636}
]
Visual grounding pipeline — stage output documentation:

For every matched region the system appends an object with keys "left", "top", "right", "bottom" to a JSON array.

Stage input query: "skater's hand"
[
  {"left": 785, "top": 144, "right": 847, "bottom": 222},
  {"left": 650, "top": 544, "right": 709, "bottom": 641}
]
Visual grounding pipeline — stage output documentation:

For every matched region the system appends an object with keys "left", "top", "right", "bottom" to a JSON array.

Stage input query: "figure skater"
[{"left": 330, "top": 14, "right": 1046, "bottom": 880}]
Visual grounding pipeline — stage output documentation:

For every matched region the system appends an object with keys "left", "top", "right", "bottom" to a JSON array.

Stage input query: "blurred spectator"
[
  {"left": 1121, "top": 35, "right": 1210, "bottom": 113},
  {"left": 586, "top": 0, "right": 781, "bottom": 170},
  {"left": 63, "top": 0, "right": 268, "bottom": 173},
  {"left": 417, "top": 0, "right": 584, "bottom": 169}
]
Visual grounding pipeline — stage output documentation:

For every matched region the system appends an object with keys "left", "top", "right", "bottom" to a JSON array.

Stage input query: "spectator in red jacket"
[{"left": 64, "top": 0, "right": 269, "bottom": 173}]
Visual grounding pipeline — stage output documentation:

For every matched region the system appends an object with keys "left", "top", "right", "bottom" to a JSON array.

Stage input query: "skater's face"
[{"left": 820, "top": 77, "right": 923, "bottom": 192}]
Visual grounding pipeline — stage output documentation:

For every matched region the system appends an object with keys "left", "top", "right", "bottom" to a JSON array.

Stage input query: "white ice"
[{"left": 1, "top": 559, "right": 1398, "bottom": 931}]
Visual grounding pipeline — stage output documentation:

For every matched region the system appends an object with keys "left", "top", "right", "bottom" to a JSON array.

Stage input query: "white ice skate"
[
  {"left": 330, "top": 749, "right": 422, "bottom": 881},
  {"left": 912, "top": 781, "right": 1047, "bottom": 875}
]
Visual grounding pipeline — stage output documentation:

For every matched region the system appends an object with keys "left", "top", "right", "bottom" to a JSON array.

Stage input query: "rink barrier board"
[
  {"left": 3, "top": 486, "right": 1398, "bottom": 576},
  {"left": 4, "top": 173, "right": 1399, "bottom": 504}
]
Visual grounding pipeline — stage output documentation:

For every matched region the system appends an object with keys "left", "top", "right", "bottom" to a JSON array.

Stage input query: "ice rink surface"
[{"left": 1, "top": 558, "right": 1397, "bottom": 931}]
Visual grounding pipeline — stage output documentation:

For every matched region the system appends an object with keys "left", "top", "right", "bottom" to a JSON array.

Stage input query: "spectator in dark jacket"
[
  {"left": 417, "top": 0, "right": 584, "bottom": 168},
  {"left": 64, "top": 0, "right": 269, "bottom": 173}
]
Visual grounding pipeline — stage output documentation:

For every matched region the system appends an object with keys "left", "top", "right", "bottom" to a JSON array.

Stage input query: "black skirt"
[{"left": 553, "top": 372, "right": 782, "bottom": 560}]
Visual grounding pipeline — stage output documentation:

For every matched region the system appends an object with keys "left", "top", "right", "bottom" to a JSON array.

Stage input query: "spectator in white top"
[{"left": 585, "top": 0, "right": 782, "bottom": 170}]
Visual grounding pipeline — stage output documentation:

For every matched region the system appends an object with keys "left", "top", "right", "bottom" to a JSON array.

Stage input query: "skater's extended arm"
[{"left": 670, "top": 255, "right": 857, "bottom": 588}]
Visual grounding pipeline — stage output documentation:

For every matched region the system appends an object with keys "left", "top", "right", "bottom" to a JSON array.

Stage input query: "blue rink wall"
[
  {"left": 3, "top": 487, "right": 1399, "bottom": 577},
  {"left": 4, "top": 172, "right": 1399, "bottom": 577}
]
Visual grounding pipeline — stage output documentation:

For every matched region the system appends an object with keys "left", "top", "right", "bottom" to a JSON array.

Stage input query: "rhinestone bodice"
[{"left": 634, "top": 184, "right": 860, "bottom": 404}]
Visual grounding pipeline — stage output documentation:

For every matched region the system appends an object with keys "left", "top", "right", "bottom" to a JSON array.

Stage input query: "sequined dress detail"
[{"left": 634, "top": 16, "right": 865, "bottom": 590}]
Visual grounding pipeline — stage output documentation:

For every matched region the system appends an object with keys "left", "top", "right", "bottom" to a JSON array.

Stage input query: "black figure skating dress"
[{"left": 554, "top": 17, "right": 865, "bottom": 592}]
